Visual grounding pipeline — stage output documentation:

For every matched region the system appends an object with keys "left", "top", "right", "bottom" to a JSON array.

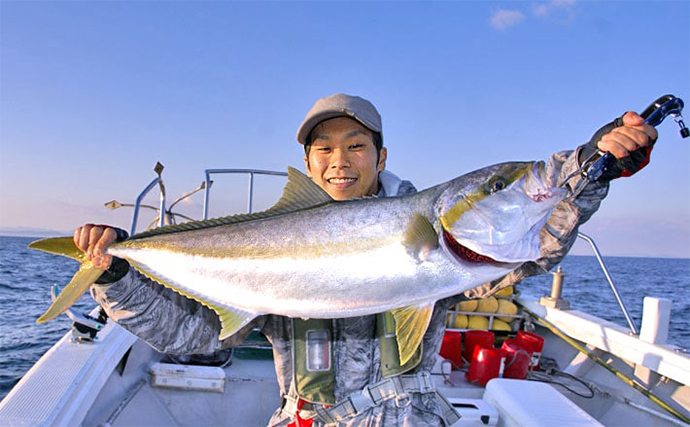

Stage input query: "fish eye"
[{"left": 487, "top": 177, "right": 507, "bottom": 194}]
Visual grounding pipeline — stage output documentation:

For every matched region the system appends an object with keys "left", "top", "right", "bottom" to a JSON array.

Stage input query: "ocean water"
[{"left": 1, "top": 235, "right": 688, "bottom": 401}]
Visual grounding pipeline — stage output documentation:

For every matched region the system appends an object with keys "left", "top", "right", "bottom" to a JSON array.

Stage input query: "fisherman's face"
[{"left": 305, "top": 117, "right": 387, "bottom": 201}]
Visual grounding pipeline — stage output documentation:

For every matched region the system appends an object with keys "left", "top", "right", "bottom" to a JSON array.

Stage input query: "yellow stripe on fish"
[{"left": 440, "top": 163, "right": 531, "bottom": 231}]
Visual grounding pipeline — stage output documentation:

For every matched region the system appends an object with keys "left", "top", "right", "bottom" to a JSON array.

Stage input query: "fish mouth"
[
  {"left": 442, "top": 227, "right": 499, "bottom": 264},
  {"left": 441, "top": 227, "right": 520, "bottom": 268}
]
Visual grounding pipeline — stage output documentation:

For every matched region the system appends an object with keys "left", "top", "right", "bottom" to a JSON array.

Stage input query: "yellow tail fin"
[
  {"left": 36, "top": 261, "right": 103, "bottom": 323},
  {"left": 29, "top": 237, "right": 85, "bottom": 261},
  {"left": 30, "top": 236, "right": 101, "bottom": 323}
]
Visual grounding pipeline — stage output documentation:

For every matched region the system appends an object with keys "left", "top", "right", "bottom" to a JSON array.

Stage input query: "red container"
[
  {"left": 463, "top": 330, "right": 494, "bottom": 363},
  {"left": 517, "top": 331, "right": 545, "bottom": 370},
  {"left": 466, "top": 346, "right": 506, "bottom": 386},
  {"left": 439, "top": 331, "right": 463, "bottom": 369},
  {"left": 500, "top": 338, "right": 532, "bottom": 379}
]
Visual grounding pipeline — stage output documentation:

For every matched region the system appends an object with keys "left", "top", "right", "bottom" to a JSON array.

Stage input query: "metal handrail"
[
  {"left": 130, "top": 163, "right": 166, "bottom": 236},
  {"left": 125, "top": 166, "right": 288, "bottom": 234},
  {"left": 129, "top": 176, "right": 165, "bottom": 236},
  {"left": 202, "top": 169, "right": 288, "bottom": 219},
  {"left": 577, "top": 232, "right": 639, "bottom": 334}
]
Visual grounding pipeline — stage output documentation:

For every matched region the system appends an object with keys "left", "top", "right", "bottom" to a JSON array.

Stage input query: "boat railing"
[
  {"left": 202, "top": 168, "right": 288, "bottom": 219},
  {"left": 576, "top": 232, "right": 639, "bottom": 334},
  {"left": 127, "top": 162, "right": 167, "bottom": 236},
  {"left": 119, "top": 164, "right": 288, "bottom": 235}
]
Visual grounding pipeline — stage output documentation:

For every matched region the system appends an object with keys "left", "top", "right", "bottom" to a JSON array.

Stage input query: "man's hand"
[
  {"left": 597, "top": 112, "right": 657, "bottom": 159},
  {"left": 582, "top": 111, "right": 659, "bottom": 180},
  {"left": 74, "top": 224, "right": 117, "bottom": 270}
]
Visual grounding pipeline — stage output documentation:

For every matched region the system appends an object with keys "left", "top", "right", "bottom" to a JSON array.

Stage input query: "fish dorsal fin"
[
  {"left": 390, "top": 303, "right": 435, "bottom": 365},
  {"left": 269, "top": 166, "right": 333, "bottom": 213},
  {"left": 130, "top": 167, "right": 333, "bottom": 240},
  {"left": 402, "top": 214, "right": 439, "bottom": 261}
]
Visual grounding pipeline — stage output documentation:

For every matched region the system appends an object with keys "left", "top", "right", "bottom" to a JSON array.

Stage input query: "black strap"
[{"left": 95, "top": 227, "right": 130, "bottom": 284}]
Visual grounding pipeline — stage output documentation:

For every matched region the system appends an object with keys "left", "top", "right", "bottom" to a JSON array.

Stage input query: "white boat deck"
[
  {"left": 2, "top": 298, "right": 689, "bottom": 427},
  {"left": 0, "top": 318, "right": 136, "bottom": 427},
  {"left": 92, "top": 356, "right": 281, "bottom": 427}
]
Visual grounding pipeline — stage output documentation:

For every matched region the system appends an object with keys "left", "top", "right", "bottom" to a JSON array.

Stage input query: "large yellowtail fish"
[{"left": 30, "top": 163, "right": 566, "bottom": 364}]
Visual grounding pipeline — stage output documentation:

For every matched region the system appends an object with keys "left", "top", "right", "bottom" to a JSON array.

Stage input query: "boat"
[{"left": 0, "top": 161, "right": 688, "bottom": 427}]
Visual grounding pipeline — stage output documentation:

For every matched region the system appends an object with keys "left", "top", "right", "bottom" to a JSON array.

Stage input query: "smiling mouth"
[
  {"left": 327, "top": 177, "right": 357, "bottom": 185},
  {"left": 442, "top": 227, "right": 498, "bottom": 264}
]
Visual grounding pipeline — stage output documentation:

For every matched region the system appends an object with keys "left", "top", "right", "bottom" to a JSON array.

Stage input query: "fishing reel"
[{"left": 581, "top": 94, "right": 688, "bottom": 182}]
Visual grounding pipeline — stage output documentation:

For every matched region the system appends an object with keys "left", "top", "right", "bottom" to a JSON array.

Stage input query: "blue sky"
[{"left": 1, "top": 0, "right": 688, "bottom": 258}]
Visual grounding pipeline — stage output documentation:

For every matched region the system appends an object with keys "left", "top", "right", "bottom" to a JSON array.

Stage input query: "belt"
[{"left": 282, "top": 372, "right": 460, "bottom": 425}]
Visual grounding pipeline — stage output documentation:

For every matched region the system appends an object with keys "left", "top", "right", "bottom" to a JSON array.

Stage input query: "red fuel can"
[
  {"left": 463, "top": 330, "right": 494, "bottom": 364},
  {"left": 439, "top": 330, "right": 463, "bottom": 369},
  {"left": 466, "top": 346, "right": 506, "bottom": 386},
  {"left": 501, "top": 338, "right": 532, "bottom": 379},
  {"left": 517, "top": 331, "right": 545, "bottom": 370}
]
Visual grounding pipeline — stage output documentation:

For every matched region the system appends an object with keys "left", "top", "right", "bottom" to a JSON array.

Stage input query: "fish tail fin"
[
  {"left": 30, "top": 236, "right": 101, "bottom": 323},
  {"left": 36, "top": 260, "right": 103, "bottom": 323},
  {"left": 29, "top": 236, "right": 85, "bottom": 261}
]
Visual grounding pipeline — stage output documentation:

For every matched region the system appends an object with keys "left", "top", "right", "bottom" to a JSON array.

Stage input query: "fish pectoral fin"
[
  {"left": 37, "top": 260, "right": 102, "bottom": 323},
  {"left": 402, "top": 214, "right": 439, "bottom": 261},
  {"left": 390, "top": 303, "right": 435, "bottom": 365},
  {"left": 29, "top": 236, "right": 85, "bottom": 262}
]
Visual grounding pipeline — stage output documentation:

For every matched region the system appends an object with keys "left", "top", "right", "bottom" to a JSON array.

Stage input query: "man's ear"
[
  {"left": 377, "top": 147, "right": 387, "bottom": 172},
  {"left": 304, "top": 156, "right": 313, "bottom": 178}
]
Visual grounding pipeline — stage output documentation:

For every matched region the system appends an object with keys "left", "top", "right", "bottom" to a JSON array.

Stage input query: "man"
[{"left": 77, "top": 93, "right": 656, "bottom": 426}]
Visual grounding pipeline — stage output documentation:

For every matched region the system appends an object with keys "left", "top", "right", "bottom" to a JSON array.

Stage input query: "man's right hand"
[{"left": 74, "top": 224, "right": 118, "bottom": 270}]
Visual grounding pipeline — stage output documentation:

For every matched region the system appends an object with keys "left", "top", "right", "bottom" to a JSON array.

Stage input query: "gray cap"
[{"left": 296, "top": 93, "right": 382, "bottom": 145}]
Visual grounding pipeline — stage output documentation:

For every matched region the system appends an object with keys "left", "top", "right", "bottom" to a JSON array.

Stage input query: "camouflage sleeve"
[
  {"left": 396, "top": 180, "right": 418, "bottom": 196},
  {"left": 463, "top": 147, "right": 609, "bottom": 299},
  {"left": 90, "top": 268, "right": 263, "bottom": 354}
]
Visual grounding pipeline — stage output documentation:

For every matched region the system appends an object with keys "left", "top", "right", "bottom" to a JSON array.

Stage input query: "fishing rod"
[
  {"left": 581, "top": 94, "right": 688, "bottom": 182},
  {"left": 522, "top": 307, "right": 690, "bottom": 424}
]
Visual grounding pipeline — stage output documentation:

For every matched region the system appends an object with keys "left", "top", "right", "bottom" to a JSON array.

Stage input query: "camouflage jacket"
[{"left": 91, "top": 150, "right": 609, "bottom": 426}]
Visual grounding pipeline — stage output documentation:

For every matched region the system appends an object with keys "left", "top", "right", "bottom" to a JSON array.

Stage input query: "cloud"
[
  {"left": 489, "top": 0, "right": 576, "bottom": 30},
  {"left": 489, "top": 9, "right": 525, "bottom": 30},
  {"left": 533, "top": 0, "right": 577, "bottom": 19}
]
